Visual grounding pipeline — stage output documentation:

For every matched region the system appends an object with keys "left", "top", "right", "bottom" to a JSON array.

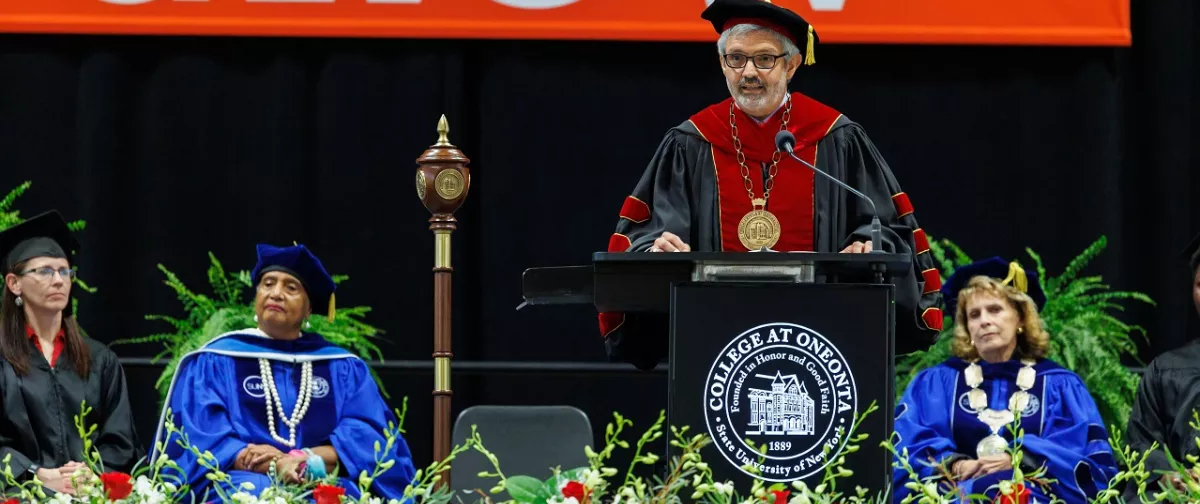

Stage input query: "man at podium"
[{"left": 599, "top": 0, "right": 943, "bottom": 369}]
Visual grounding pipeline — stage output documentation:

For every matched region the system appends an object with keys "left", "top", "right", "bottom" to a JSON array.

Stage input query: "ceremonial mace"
[{"left": 415, "top": 115, "right": 471, "bottom": 481}]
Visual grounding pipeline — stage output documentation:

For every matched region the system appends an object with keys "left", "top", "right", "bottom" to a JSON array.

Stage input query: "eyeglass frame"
[
  {"left": 18, "top": 266, "right": 77, "bottom": 281},
  {"left": 722, "top": 52, "right": 790, "bottom": 70}
]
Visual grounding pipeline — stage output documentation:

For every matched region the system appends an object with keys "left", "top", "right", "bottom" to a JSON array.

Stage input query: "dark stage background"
[{"left": 0, "top": 0, "right": 1197, "bottom": 475}]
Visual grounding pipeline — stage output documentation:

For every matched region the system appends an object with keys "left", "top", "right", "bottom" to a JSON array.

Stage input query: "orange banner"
[{"left": 0, "top": 0, "right": 1131, "bottom": 46}]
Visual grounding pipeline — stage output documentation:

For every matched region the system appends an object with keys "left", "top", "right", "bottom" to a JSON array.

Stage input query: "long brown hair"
[
  {"left": 0, "top": 260, "right": 90, "bottom": 377},
  {"left": 950, "top": 276, "right": 1050, "bottom": 361}
]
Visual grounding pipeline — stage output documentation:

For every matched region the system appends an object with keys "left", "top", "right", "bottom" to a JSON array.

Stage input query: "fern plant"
[
  {"left": 111, "top": 252, "right": 389, "bottom": 401},
  {"left": 0, "top": 181, "right": 98, "bottom": 314},
  {"left": 896, "top": 235, "right": 1154, "bottom": 431}
]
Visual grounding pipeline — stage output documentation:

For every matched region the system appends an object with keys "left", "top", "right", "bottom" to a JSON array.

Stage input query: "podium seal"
[{"left": 702, "top": 322, "right": 858, "bottom": 481}]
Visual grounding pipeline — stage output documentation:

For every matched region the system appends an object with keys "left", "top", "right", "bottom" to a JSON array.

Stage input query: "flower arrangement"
[{"left": 10, "top": 397, "right": 1200, "bottom": 503}]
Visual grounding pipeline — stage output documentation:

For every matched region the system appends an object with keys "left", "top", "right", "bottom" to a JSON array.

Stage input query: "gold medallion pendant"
[{"left": 738, "top": 198, "right": 781, "bottom": 251}]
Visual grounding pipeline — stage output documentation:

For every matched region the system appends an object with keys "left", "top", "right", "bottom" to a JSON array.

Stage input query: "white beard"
[{"left": 729, "top": 79, "right": 788, "bottom": 118}]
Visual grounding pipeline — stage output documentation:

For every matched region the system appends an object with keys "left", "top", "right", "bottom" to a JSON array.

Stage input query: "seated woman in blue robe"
[
  {"left": 152, "top": 244, "right": 416, "bottom": 501},
  {"left": 892, "top": 258, "right": 1117, "bottom": 503}
]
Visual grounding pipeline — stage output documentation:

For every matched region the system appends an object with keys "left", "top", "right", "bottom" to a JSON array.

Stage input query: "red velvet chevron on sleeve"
[
  {"left": 922, "top": 307, "right": 944, "bottom": 331},
  {"left": 598, "top": 312, "right": 625, "bottom": 338},
  {"left": 619, "top": 196, "right": 651, "bottom": 223},
  {"left": 608, "top": 233, "right": 632, "bottom": 252},
  {"left": 921, "top": 268, "right": 942, "bottom": 294},
  {"left": 913, "top": 228, "right": 930, "bottom": 255},
  {"left": 891, "top": 192, "right": 914, "bottom": 218}
]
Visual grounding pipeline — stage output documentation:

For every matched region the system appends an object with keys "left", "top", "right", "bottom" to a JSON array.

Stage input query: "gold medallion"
[
  {"left": 434, "top": 169, "right": 465, "bottom": 200},
  {"left": 738, "top": 201, "right": 781, "bottom": 251},
  {"left": 415, "top": 171, "right": 427, "bottom": 201}
]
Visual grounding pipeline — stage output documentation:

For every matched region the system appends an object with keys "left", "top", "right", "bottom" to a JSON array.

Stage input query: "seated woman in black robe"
[
  {"left": 0, "top": 211, "right": 142, "bottom": 496},
  {"left": 1123, "top": 232, "right": 1200, "bottom": 502}
]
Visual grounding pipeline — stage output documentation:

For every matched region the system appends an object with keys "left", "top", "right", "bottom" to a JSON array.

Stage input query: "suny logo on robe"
[
  {"left": 243, "top": 375, "right": 331, "bottom": 399},
  {"left": 703, "top": 322, "right": 858, "bottom": 482}
]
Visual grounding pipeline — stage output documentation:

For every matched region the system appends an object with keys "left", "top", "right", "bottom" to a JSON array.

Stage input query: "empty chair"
[{"left": 450, "top": 405, "right": 593, "bottom": 499}]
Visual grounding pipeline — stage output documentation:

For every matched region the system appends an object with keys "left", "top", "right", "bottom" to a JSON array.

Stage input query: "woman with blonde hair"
[{"left": 891, "top": 257, "right": 1116, "bottom": 503}]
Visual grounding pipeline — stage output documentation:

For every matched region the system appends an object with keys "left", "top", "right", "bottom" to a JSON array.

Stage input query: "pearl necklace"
[
  {"left": 963, "top": 358, "right": 1036, "bottom": 457},
  {"left": 258, "top": 358, "right": 314, "bottom": 448}
]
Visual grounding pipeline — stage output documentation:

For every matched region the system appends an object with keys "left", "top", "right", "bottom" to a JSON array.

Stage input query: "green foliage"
[
  {"left": 0, "top": 181, "right": 97, "bottom": 317},
  {"left": 896, "top": 235, "right": 1154, "bottom": 430},
  {"left": 111, "top": 252, "right": 388, "bottom": 400}
]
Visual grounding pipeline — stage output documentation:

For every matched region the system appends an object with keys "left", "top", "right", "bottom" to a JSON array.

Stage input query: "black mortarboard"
[
  {"left": 0, "top": 211, "right": 79, "bottom": 273},
  {"left": 701, "top": 0, "right": 819, "bottom": 66},
  {"left": 940, "top": 256, "right": 1046, "bottom": 316},
  {"left": 250, "top": 243, "right": 337, "bottom": 322},
  {"left": 1183, "top": 232, "right": 1200, "bottom": 275}
]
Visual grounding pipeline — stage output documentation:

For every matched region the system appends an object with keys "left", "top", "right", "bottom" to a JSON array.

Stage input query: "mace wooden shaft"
[
  {"left": 416, "top": 114, "right": 469, "bottom": 488},
  {"left": 431, "top": 221, "right": 455, "bottom": 483}
]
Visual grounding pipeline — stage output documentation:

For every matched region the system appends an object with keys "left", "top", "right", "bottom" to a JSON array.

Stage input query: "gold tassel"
[
  {"left": 1001, "top": 261, "right": 1028, "bottom": 294},
  {"left": 327, "top": 293, "right": 336, "bottom": 323},
  {"left": 805, "top": 25, "right": 816, "bottom": 66}
]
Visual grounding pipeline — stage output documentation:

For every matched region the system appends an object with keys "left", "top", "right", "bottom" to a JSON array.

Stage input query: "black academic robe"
[
  {"left": 600, "top": 92, "right": 943, "bottom": 370},
  {"left": 0, "top": 338, "right": 143, "bottom": 478},
  {"left": 1124, "top": 339, "right": 1200, "bottom": 502}
]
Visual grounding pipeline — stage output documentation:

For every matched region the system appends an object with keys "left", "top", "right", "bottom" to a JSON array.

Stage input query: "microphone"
[{"left": 774, "top": 130, "right": 883, "bottom": 254}]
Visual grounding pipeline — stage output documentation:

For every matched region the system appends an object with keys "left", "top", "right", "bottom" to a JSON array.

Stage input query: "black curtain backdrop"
[{"left": 0, "top": 0, "right": 1197, "bottom": 472}]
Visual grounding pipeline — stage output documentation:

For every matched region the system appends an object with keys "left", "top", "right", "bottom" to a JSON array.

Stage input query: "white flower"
[
  {"left": 230, "top": 492, "right": 259, "bottom": 504},
  {"left": 998, "top": 480, "right": 1014, "bottom": 495},
  {"left": 582, "top": 469, "right": 606, "bottom": 488},
  {"left": 788, "top": 493, "right": 812, "bottom": 504},
  {"left": 712, "top": 481, "right": 735, "bottom": 496},
  {"left": 47, "top": 493, "right": 74, "bottom": 504},
  {"left": 368, "top": 497, "right": 383, "bottom": 504},
  {"left": 548, "top": 498, "right": 580, "bottom": 504}
]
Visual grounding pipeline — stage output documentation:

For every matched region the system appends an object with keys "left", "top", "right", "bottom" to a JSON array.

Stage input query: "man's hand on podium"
[
  {"left": 649, "top": 232, "right": 691, "bottom": 252},
  {"left": 840, "top": 240, "right": 874, "bottom": 254}
]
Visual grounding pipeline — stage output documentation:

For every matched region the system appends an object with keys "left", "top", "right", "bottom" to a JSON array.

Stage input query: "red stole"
[{"left": 688, "top": 92, "right": 842, "bottom": 252}]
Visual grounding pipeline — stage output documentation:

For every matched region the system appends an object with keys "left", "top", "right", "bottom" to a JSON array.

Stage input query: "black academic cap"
[
  {"left": 1183, "top": 232, "right": 1200, "bottom": 275},
  {"left": 0, "top": 211, "right": 79, "bottom": 273},
  {"left": 250, "top": 243, "right": 337, "bottom": 321},
  {"left": 701, "top": 0, "right": 819, "bottom": 65},
  {"left": 940, "top": 256, "right": 1046, "bottom": 316}
]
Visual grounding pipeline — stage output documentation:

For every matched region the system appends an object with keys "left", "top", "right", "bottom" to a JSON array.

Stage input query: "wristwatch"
[{"left": 25, "top": 463, "right": 40, "bottom": 480}]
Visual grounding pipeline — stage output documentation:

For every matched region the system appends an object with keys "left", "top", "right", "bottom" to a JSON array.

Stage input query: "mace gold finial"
[{"left": 435, "top": 114, "right": 451, "bottom": 146}]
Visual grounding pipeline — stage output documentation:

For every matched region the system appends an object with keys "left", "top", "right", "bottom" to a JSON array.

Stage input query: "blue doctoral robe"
[
  {"left": 151, "top": 329, "right": 416, "bottom": 501},
  {"left": 892, "top": 358, "right": 1116, "bottom": 503}
]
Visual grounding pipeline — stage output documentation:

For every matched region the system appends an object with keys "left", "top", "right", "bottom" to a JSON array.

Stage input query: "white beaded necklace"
[
  {"left": 258, "top": 358, "right": 314, "bottom": 448},
  {"left": 963, "top": 358, "right": 1036, "bottom": 457}
]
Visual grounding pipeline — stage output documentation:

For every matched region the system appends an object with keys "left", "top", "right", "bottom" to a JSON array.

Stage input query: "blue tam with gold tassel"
[
  {"left": 250, "top": 244, "right": 337, "bottom": 322},
  {"left": 940, "top": 256, "right": 1046, "bottom": 316}
]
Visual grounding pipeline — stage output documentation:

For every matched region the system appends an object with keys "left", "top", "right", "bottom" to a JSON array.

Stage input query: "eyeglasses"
[
  {"left": 20, "top": 267, "right": 77, "bottom": 281},
  {"left": 723, "top": 53, "right": 788, "bottom": 70}
]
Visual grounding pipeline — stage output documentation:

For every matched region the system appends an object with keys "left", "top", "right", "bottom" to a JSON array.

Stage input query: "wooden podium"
[{"left": 522, "top": 252, "right": 908, "bottom": 491}]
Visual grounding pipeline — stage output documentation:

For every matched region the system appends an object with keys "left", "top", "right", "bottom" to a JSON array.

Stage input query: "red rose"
[
  {"left": 562, "top": 480, "right": 589, "bottom": 502},
  {"left": 768, "top": 489, "right": 790, "bottom": 504},
  {"left": 99, "top": 472, "right": 133, "bottom": 501},
  {"left": 5, "top": 498, "right": 20, "bottom": 504},
  {"left": 314, "top": 483, "right": 346, "bottom": 504},
  {"left": 994, "top": 483, "right": 1030, "bottom": 504}
]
